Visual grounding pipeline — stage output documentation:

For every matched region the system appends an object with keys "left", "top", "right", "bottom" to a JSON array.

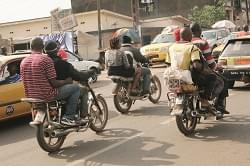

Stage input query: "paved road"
[{"left": 1, "top": 68, "right": 250, "bottom": 166}]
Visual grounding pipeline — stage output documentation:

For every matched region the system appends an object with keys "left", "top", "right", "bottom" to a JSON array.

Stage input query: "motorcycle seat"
[
  {"left": 21, "top": 98, "right": 66, "bottom": 105},
  {"left": 109, "top": 76, "right": 134, "bottom": 82}
]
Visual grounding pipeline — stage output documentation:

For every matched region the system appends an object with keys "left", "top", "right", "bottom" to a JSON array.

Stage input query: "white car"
[
  {"left": 65, "top": 50, "right": 101, "bottom": 82},
  {"left": 12, "top": 50, "right": 101, "bottom": 82}
]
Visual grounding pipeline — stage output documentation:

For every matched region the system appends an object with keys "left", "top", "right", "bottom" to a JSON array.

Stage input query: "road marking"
[
  {"left": 66, "top": 132, "right": 144, "bottom": 166},
  {"left": 160, "top": 117, "right": 175, "bottom": 125}
]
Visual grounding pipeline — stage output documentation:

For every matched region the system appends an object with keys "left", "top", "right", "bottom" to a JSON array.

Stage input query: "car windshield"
[
  {"left": 221, "top": 40, "right": 250, "bottom": 57},
  {"left": 202, "top": 31, "right": 217, "bottom": 40},
  {"left": 151, "top": 33, "right": 175, "bottom": 44}
]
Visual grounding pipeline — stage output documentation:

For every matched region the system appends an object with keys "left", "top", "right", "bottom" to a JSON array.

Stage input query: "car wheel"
[{"left": 89, "top": 68, "right": 98, "bottom": 83}]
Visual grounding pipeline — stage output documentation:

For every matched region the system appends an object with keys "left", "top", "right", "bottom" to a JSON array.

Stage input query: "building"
[{"left": 0, "top": 9, "right": 190, "bottom": 59}]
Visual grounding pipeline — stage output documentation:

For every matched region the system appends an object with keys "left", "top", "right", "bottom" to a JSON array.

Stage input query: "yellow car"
[
  {"left": 0, "top": 55, "right": 30, "bottom": 121},
  {"left": 140, "top": 32, "right": 174, "bottom": 63},
  {"left": 218, "top": 36, "right": 250, "bottom": 88}
]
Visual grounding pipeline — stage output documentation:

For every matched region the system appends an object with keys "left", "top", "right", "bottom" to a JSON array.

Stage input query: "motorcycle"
[
  {"left": 21, "top": 81, "right": 108, "bottom": 153},
  {"left": 109, "top": 64, "right": 162, "bottom": 114},
  {"left": 167, "top": 79, "right": 226, "bottom": 136}
]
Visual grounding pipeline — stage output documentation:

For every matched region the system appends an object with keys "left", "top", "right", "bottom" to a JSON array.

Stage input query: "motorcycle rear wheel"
[
  {"left": 176, "top": 112, "right": 197, "bottom": 136},
  {"left": 113, "top": 85, "right": 132, "bottom": 114},
  {"left": 90, "top": 94, "right": 108, "bottom": 132},
  {"left": 149, "top": 75, "right": 162, "bottom": 104},
  {"left": 36, "top": 117, "right": 66, "bottom": 153}
]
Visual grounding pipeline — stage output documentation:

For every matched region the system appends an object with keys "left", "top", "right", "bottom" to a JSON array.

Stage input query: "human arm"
[{"left": 133, "top": 48, "right": 148, "bottom": 63}]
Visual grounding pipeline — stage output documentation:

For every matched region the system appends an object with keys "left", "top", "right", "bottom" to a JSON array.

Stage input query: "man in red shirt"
[{"left": 20, "top": 37, "right": 81, "bottom": 125}]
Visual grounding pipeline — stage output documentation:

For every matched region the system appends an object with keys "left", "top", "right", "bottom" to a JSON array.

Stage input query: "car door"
[
  {"left": 66, "top": 51, "right": 88, "bottom": 71},
  {"left": 0, "top": 59, "right": 30, "bottom": 121}
]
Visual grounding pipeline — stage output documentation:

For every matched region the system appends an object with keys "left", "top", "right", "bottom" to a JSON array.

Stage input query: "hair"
[
  {"left": 31, "top": 37, "right": 44, "bottom": 51},
  {"left": 109, "top": 37, "right": 120, "bottom": 49},
  {"left": 122, "top": 35, "right": 132, "bottom": 44},
  {"left": 180, "top": 27, "right": 192, "bottom": 42},
  {"left": 243, "top": 24, "right": 249, "bottom": 32},
  {"left": 44, "top": 40, "right": 58, "bottom": 54},
  {"left": 190, "top": 22, "right": 202, "bottom": 36}
]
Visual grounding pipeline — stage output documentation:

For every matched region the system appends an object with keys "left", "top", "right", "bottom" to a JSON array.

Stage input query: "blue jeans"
[
  {"left": 141, "top": 67, "right": 151, "bottom": 92},
  {"left": 56, "top": 84, "right": 81, "bottom": 118}
]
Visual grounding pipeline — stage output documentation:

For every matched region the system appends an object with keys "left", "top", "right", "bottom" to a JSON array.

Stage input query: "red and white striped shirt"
[
  {"left": 20, "top": 52, "right": 58, "bottom": 101},
  {"left": 192, "top": 37, "right": 216, "bottom": 70}
]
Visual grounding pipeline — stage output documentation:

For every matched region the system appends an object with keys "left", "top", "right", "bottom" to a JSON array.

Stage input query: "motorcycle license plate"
[
  {"left": 34, "top": 111, "right": 45, "bottom": 123},
  {"left": 175, "top": 97, "right": 183, "bottom": 105}
]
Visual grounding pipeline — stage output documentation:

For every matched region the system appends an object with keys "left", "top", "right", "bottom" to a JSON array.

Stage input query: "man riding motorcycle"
[
  {"left": 120, "top": 35, "right": 152, "bottom": 95},
  {"left": 190, "top": 23, "right": 229, "bottom": 115},
  {"left": 44, "top": 40, "right": 95, "bottom": 124}
]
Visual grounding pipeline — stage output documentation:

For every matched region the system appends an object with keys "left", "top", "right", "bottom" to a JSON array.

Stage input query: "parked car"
[
  {"left": 202, "top": 29, "right": 230, "bottom": 50},
  {"left": 212, "top": 33, "right": 238, "bottom": 62},
  {"left": 0, "top": 55, "right": 30, "bottom": 121},
  {"left": 140, "top": 26, "right": 177, "bottom": 63},
  {"left": 65, "top": 50, "right": 101, "bottom": 83},
  {"left": 218, "top": 36, "right": 250, "bottom": 88}
]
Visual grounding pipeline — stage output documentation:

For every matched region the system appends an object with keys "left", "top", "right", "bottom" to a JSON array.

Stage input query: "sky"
[{"left": 0, "top": 0, "right": 71, "bottom": 23}]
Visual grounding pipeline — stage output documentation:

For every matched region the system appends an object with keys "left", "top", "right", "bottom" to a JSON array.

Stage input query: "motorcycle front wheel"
[
  {"left": 176, "top": 110, "right": 197, "bottom": 136},
  {"left": 90, "top": 94, "right": 108, "bottom": 132},
  {"left": 36, "top": 116, "right": 66, "bottom": 153},
  {"left": 113, "top": 85, "right": 132, "bottom": 114},
  {"left": 149, "top": 75, "right": 162, "bottom": 104}
]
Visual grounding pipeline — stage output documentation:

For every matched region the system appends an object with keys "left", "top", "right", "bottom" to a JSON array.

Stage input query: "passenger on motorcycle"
[
  {"left": 105, "top": 37, "right": 135, "bottom": 94},
  {"left": 44, "top": 40, "right": 95, "bottom": 125},
  {"left": 190, "top": 23, "right": 229, "bottom": 115},
  {"left": 164, "top": 27, "right": 218, "bottom": 110},
  {"left": 20, "top": 37, "right": 79, "bottom": 126},
  {"left": 120, "top": 35, "right": 152, "bottom": 95}
]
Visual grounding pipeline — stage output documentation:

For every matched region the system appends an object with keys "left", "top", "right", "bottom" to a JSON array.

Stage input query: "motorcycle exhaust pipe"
[{"left": 51, "top": 128, "right": 77, "bottom": 137}]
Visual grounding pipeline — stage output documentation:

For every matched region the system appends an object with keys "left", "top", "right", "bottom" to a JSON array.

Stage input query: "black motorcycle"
[
  {"left": 167, "top": 79, "right": 226, "bottom": 136},
  {"left": 109, "top": 64, "right": 162, "bottom": 114},
  {"left": 21, "top": 81, "right": 108, "bottom": 153}
]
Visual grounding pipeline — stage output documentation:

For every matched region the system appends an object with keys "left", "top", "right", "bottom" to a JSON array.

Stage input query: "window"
[
  {"left": 221, "top": 40, "right": 250, "bottom": 57},
  {"left": 0, "top": 60, "right": 22, "bottom": 85}
]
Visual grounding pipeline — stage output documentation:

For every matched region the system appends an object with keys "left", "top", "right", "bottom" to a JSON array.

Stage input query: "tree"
[{"left": 188, "top": 0, "right": 226, "bottom": 28}]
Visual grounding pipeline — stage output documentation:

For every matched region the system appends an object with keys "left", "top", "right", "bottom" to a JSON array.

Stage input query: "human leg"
[
  {"left": 130, "top": 66, "right": 142, "bottom": 95},
  {"left": 141, "top": 67, "right": 151, "bottom": 94},
  {"left": 56, "top": 84, "right": 81, "bottom": 118}
]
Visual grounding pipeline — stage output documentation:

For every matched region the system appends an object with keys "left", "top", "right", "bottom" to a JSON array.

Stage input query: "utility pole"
[
  {"left": 97, "top": 0, "right": 102, "bottom": 49},
  {"left": 131, "top": 0, "right": 139, "bottom": 32},
  {"left": 246, "top": 0, "right": 250, "bottom": 25}
]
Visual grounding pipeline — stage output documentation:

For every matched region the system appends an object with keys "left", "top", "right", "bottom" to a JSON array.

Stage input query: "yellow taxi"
[
  {"left": 0, "top": 54, "right": 30, "bottom": 121},
  {"left": 140, "top": 26, "right": 177, "bottom": 63},
  {"left": 218, "top": 35, "right": 250, "bottom": 88}
]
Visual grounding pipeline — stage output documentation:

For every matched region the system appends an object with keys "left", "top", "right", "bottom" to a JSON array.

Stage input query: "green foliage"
[{"left": 188, "top": 0, "right": 226, "bottom": 28}]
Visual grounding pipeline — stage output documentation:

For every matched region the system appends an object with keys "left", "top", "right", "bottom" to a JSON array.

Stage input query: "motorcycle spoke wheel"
[
  {"left": 149, "top": 75, "right": 162, "bottom": 104},
  {"left": 176, "top": 112, "right": 197, "bottom": 136},
  {"left": 90, "top": 95, "right": 108, "bottom": 132},
  {"left": 114, "top": 87, "right": 132, "bottom": 114}
]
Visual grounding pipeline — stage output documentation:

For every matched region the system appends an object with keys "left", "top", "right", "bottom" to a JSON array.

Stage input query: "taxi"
[
  {"left": 0, "top": 54, "right": 30, "bottom": 121},
  {"left": 140, "top": 26, "right": 177, "bottom": 63},
  {"left": 218, "top": 35, "right": 250, "bottom": 88}
]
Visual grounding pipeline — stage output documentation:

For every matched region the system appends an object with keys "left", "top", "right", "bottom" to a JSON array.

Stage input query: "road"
[{"left": 1, "top": 68, "right": 250, "bottom": 166}]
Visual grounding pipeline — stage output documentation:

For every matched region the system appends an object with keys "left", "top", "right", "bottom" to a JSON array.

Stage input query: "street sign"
[{"left": 59, "top": 14, "right": 78, "bottom": 31}]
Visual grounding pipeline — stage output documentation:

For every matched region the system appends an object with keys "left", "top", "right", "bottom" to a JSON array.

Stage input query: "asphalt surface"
[{"left": 1, "top": 68, "right": 250, "bottom": 166}]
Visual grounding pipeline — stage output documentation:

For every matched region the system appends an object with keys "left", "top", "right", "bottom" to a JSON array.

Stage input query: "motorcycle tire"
[
  {"left": 90, "top": 94, "right": 109, "bottom": 132},
  {"left": 113, "top": 85, "right": 132, "bottom": 114},
  {"left": 176, "top": 113, "right": 197, "bottom": 136},
  {"left": 36, "top": 117, "right": 66, "bottom": 153},
  {"left": 149, "top": 75, "right": 162, "bottom": 104}
]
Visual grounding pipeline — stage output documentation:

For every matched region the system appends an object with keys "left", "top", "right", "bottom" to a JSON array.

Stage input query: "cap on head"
[
  {"left": 44, "top": 40, "right": 58, "bottom": 54},
  {"left": 31, "top": 37, "right": 44, "bottom": 51},
  {"left": 122, "top": 35, "right": 132, "bottom": 44}
]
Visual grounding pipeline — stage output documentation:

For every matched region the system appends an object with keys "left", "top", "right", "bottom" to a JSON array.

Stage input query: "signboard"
[{"left": 59, "top": 14, "right": 78, "bottom": 31}]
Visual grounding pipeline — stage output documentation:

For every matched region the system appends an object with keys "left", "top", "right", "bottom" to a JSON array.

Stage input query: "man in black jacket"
[
  {"left": 120, "top": 36, "right": 151, "bottom": 95},
  {"left": 44, "top": 40, "right": 94, "bottom": 119}
]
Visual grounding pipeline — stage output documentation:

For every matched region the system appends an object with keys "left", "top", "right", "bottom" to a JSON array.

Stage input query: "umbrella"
[
  {"left": 212, "top": 20, "right": 236, "bottom": 29},
  {"left": 113, "top": 28, "right": 141, "bottom": 43}
]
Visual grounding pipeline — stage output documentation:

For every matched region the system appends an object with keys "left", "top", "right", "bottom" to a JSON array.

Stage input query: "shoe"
[
  {"left": 216, "top": 106, "right": 230, "bottom": 114},
  {"left": 61, "top": 117, "right": 77, "bottom": 126},
  {"left": 216, "top": 111, "right": 224, "bottom": 120},
  {"left": 223, "top": 110, "right": 230, "bottom": 114}
]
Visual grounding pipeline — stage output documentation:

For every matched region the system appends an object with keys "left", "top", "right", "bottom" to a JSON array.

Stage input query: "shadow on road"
[
  {"left": 190, "top": 115, "right": 250, "bottom": 144},
  {"left": 126, "top": 100, "right": 171, "bottom": 117},
  {"left": 0, "top": 115, "right": 34, "bottom": 146},
  {"left": 91, "top": 80, "right": 111, "bottom": 89},
  {"left": 50, "top": 128, "right": 178, "bottom": 166}
]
